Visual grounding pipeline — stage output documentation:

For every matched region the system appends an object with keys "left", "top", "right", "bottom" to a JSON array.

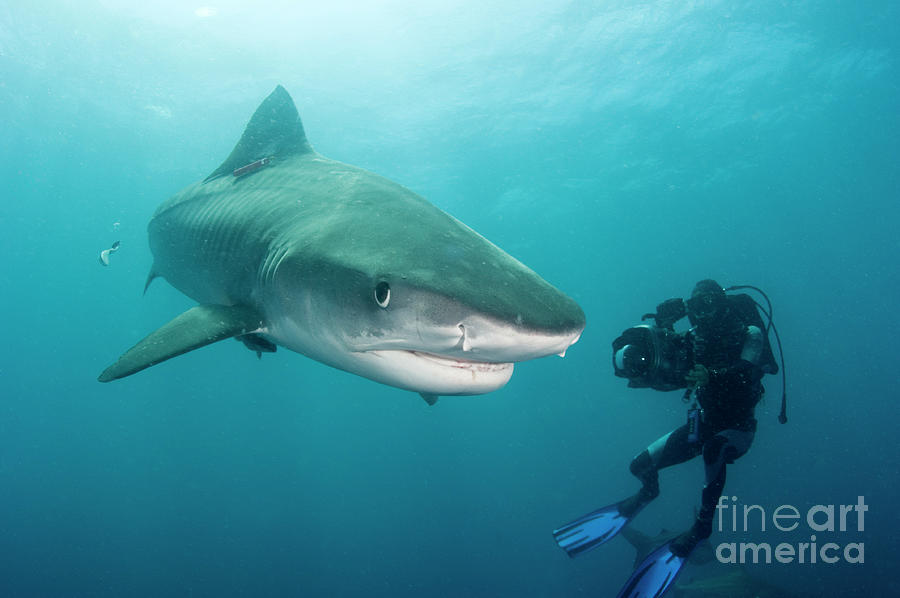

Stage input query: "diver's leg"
[
  {"left": 619, "top": 424, "right": 702, "bottom": 517},
  {"left": 671, "top": 425, "right": 756, "bottom": 556},
  {"left": 553, "top": 426, "right": 701, "bottom": 556}
]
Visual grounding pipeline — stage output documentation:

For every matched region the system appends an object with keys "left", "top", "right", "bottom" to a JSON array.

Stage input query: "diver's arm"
[{"left": 741, "top": 325, "right": 764, "bottom": 365}]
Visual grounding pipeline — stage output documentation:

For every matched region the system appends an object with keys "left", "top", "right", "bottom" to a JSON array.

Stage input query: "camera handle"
[{"left": 682, "top": 386, "right": 694, "bottom": 403}]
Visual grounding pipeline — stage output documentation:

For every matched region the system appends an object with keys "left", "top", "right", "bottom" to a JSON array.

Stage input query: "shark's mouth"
[
  {"left": 367, "top": 349, "right": 514, "bottom": 373},
  {"left": 362, "top": 348, "right": 515, "bottom": 395},
  {"left": 408, "top": 350, "right": 514, "bottom": 373}
]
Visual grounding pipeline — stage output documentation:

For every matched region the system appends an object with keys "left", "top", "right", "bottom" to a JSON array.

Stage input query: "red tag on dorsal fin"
[{"left": 233, "top": 157, "right": 271, "bottom": 178}]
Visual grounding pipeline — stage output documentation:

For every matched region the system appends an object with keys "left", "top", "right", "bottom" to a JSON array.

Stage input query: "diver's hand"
[{"left": 685, "top": 364, "right": 710, "bottom": 388}]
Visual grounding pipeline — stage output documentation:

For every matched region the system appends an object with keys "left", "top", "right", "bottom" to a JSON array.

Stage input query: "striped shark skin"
[{"left": 99, "top": 86, "right": 585, "bottom": 404}]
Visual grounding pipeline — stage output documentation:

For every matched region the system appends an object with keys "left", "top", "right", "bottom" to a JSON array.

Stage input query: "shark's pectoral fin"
[
  {"left": 98, "top": 304, "right": 264, "bottom": 382},
  {"left": 419, "top": 393, "right": 439, "bottom": 406}
]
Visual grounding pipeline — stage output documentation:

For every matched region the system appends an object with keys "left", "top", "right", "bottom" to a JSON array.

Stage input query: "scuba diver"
[{"left": 552, "top": 279, "right": 784, "bottom": 598}]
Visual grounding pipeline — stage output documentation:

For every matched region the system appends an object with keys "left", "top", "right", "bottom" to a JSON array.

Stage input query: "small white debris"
[{"left": 99, "top": 241, "right": 120, "bottom": 266}]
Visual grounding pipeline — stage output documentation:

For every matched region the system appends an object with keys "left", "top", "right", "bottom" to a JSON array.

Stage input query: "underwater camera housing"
[{"left": 612, "top": 324, "right": 692, "bottom": 392}]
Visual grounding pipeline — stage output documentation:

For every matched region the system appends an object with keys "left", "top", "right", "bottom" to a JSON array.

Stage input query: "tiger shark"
[{"left": 98, "top": 86, "right": 585, "bottom": 403}]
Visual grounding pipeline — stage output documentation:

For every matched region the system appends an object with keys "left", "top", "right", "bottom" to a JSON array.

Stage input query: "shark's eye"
[{"left": 374, "top": 281, "right": 391, "bottom": 308}]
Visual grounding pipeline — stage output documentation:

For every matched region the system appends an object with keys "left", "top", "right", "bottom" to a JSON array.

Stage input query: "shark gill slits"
[{"left": 374, "top": 281, "right": 391, "bottom": 308}]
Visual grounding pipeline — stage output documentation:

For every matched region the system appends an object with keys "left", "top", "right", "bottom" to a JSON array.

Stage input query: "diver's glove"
[
  {"left": 688, "top": 360, "right": 762, "bottom": 392},
  {"left": 684, "top": 364, "right": 710, "bottom": 388},
  {"left": 708, "top": 359, "right": 763, "bottom": 388}
]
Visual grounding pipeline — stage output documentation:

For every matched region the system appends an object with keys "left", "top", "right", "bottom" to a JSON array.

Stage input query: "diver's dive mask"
[
  {"left": 686, "top": 293, "right": 722, "bottom": 320},
  {"left": 686, "top": 280, "right": 727, "bottom": 324}
]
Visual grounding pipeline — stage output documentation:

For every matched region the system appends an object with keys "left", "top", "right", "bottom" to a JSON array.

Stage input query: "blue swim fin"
[
  {"left": 615, "top": 540, "right": 689, "bottom": 598},
  {"left": 552, "top": 500, "right": 637, "bottom": 558}
]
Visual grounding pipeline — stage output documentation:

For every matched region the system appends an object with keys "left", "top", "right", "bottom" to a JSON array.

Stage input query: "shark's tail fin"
[{"left": 620, "top": 525, "right": 655, "bottom": 551}]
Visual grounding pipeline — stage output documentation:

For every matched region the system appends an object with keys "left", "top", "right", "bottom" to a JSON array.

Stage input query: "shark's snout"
[{"left": 449, "top": 311, "right": 584, "bottom": 362}]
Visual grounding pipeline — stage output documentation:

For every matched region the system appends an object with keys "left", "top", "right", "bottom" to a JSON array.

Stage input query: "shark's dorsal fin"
[
  {"left": 98, "top": 304, "right": 264, "bottom": 382},
  {"left": 204, "top": 85, "right": 313, "bottom": 182}
]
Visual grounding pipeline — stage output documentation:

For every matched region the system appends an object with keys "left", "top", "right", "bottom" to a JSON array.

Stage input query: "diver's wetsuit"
[{"left": 621, "top": 312, "right": 765, "bottom": 555}]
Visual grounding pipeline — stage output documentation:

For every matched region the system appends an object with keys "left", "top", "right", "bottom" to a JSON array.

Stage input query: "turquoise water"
[{"left": 1, "top": 1, "right": 896, "bottom": 596}]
